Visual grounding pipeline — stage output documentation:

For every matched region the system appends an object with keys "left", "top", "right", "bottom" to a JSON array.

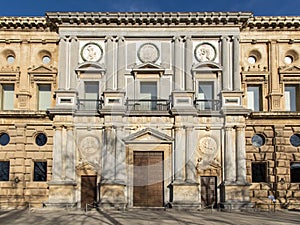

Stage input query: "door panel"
[
  {"left": 81, "top": 175, "right": 97, "bottom": 208},
  {"left": 201, "top": 176, "right": 217, "bottom": 207},
  {"left": 133, "top": 151, "right": 164, "bottom": 207}
]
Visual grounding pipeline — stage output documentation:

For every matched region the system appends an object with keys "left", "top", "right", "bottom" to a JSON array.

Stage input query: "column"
[
  {"left": 236, "top": 126, "right": 246, "bottom": 184},
  {"left": 185, "top": 126, "right": 195, "bottom": 182},
  {"left": 105, "top": 36, "right": 114, "bottom": 91},
  {"left": 52, "top": 127, "right": 62, "bottom": 180},
  {"left": 174, "top": 127, "right": 185, "bottom": 181},
  {"left": 115, "top": 127, "right": 126, "bottom": 183},
  {"left": 221, "top": 36, "right": 230, "bottom": 91},
  {"left": 185, "top": 36, "right": 193, "bottom": 91},
  {"left": 58, "top": 36, "right": 68, "bottom": 90},
  {"left": 102, "top": 126, "right": 115, "bottom": 181},
  {"left": 224, "top": 126, "right": 236, "bottom": 183},
  {"left": 233, "top": 36, "right": 241, "bottom": 91},
  {"left": 174, "top": 36, "right": 182, "bottom": 91},
  {"left": 69, "top": 36, "right": 79, "bottom": 90},
  {"left": 65, "top": 127, "right": 75, "bottom": 181},
  {"left": 117, "top": 36, "right": 125, "bottom": 91}
]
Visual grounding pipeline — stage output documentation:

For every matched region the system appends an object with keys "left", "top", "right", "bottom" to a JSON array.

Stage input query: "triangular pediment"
[
  {"left": 279, "top": 65, "right": 300, "bottom": 73},
  {"left": 192, "top": 62, "right": 222, "bottom": 72},
  {"left": 123, "top": 128, "right": 173, "bottom": 143},
  {"left": 28, "top": 65, "right": 57, "bottom": 74},
  {"left": 132, "top": 62, "right": 165, "bottom": 73},
  {"left": 75, "top": 61, "right": 106, "bottom": 73}
]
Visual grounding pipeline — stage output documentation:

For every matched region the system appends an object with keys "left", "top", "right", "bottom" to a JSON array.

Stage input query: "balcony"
[
  {"left": 125, "top": 99, "right": 170, "bottom": 111},
  {"left": 194, "top": 99, "right": 221, "bottom": 111},
  {"left": 77, "top": 99, "right": 102, "bottom": 111}
]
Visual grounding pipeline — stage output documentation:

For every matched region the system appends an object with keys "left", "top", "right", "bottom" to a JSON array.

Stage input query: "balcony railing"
[
  {"left": 125, "top": 99, "right": 170, "bottom": 111},
  {"left": 77, "top": 99, "right": 102, "bottom": 111},
  {"left": 194, "top": 99, "right": 221, "bottom": 111}
]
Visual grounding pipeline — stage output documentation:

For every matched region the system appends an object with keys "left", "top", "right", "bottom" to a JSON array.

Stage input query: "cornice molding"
[
  {"left": 0, "top": 16, "right": 49, "bottom": 30},
  {"left": 247, "top": 16, "right": 300, "bottom": 30},
  {"left": 46, "top": 12, "right": 253, "bottom": 27}
]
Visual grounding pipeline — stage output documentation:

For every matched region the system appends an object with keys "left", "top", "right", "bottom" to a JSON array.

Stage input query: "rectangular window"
[
  {"left": 252, "top": 162, "right": 267, "bottom": 183},
  {"left": 198, "top": 82, "right": 214, "bottom": 110},
  {"left": 38, "top": 84, "right": 52, "bottom": 110},
  {"left": 84, "top": 82, "right": 99, "bottom": 110},
  {"left": 140, "top": 81, "right": 157, "bottom": 110},
  {"left": 247, "top": 85, "right": 262, "bottom": 111},
  {"left": 33, "top": 162, "right": 47, "bottom": 182},
  {"left": 290, "top": 162, "right": 300, "bottom": 183},
  {"left": 0, "top": 161, "right": 10, "bottom": 181},
  {"left": 285, "top": 85, "right": 299, "bottom": 111},
  {"left": 1, "top": 84, "right": 14, "bottom": 110}
]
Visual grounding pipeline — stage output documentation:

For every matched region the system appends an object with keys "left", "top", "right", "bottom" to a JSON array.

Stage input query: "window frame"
[
  {"left": 284, "top": 84, "right": 300, "bottom": 111},
  {"left": 0, "top": 84, "right": 15, "bottom": 110},
  {"left": 247, "top": 84, "right": 262, "bottom": 112},
  {"left": 251, "top": 161, "right": 268, "bottom": 183},
  {"left": 37, "top": 83, "right": 52, "bottom": 111},
  {"left": 33, "top": 161, "right": 47, "bottom": 182}
]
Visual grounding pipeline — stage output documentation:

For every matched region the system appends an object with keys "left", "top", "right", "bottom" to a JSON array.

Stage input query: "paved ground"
[{"left": 0, "top": 208, "right": 299, "bottom": 225}]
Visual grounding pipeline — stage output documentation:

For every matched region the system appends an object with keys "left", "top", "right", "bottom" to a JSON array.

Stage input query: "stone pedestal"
[
  {"left": 171, "top": 182, "right": 201, "bottom": 209},
  {"left": 220, "top": 184, "right": 250, "bottom": 210},
  {"left": 48, "top": 181, "right": 77, "bottom": 207},
  {"left": 101, "top": 91, "right": 126, "bottom": 113},
  {"left": 99, "top": 183, "right": 126, "bottom": 209}
]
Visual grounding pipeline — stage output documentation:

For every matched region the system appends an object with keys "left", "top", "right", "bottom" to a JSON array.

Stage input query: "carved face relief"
[{"left": 194, "top": 43, "right": 216, "bottom": 62}]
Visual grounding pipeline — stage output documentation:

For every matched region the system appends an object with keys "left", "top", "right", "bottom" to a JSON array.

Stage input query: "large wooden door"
[
  {"left": 201, "top": 176, "right": 217, "bottom": 207},
  {"left": 81, "top": 175, "right": 97, "bottom": 208},
  {"left": 133, "top": 151, "right": 164, "bottom": 207}
]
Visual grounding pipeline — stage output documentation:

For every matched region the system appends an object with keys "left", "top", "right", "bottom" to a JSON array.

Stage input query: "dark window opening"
[
  {"left": 252, "top": 162, "right": 267, "bottom": 183},
  {"left": 34, "top": 162, "right": 47, "bottom": 182},
  {"left": 0, "top": 161, "right": 10, "bottom": 181},
  {"left": 291, "top": 162, "right": 300, "bottom": 183}
]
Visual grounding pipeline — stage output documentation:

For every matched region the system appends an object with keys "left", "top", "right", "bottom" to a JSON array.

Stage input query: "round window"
[
  {"left": 0, "top": 133, "right": 10, "bottom": 146},
  {"left": 7, "top": 55, "right": 15, "bottom": 64},
  {"left": 248, "top": 56, "right": 256, "bottom": 64},
  {"left": 284, "top": 56, "right": 293, "bottom": 64},
  {"left": 290, "top": 134, "right": 300, "bottom": 147},
  {"left": 252, "top": 134, "right": 265, "bottom": 148},
  {"left": 42, "top": 56, "right": 51, "bottom": 64},
  {"left": 35, "top": 133, "right": 47, "bottom": 146}
]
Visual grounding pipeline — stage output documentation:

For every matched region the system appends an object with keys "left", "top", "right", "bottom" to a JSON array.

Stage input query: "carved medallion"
[
  {"left": 138, "top": 43, "right": 159, "bottom": 63},
  {"left": 194, "top": 43, "right": 216, "bottom": 62},
  {"left": 81, "top": 42, "right": 103, "bottom": 62},
  {"left": 196, "top": 136, "right": 220, "bottom": 170},
  {"left": 79, "top": 136, "right": 100, "bottom": 156}
]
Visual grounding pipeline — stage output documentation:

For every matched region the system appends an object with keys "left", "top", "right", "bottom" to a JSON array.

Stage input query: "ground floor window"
[
  {"left": 33, "top": 161, "right": 47, "bottom": 181},
  {"left": 290, "top": 162, "right": 300, "bottom": 183},
  {"left": 0, "top": 161, "right": 9, "bottom": 181},
  {"left": 252, "top": 162, "right": 267, "bottom": 183}
]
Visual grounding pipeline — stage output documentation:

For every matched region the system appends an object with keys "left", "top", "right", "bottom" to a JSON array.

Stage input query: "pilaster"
[
  {"left": 105, "top": 36, "right": 114, "bottom": 91},
  {"left": 184, "top": 36, "right": 193, "bottom": 91},
  {"left": 173, "top": 36, "right": 183, "bottom": 91},
  {"left": 221, "top": 36, "right": 230, "bottom": 91}
]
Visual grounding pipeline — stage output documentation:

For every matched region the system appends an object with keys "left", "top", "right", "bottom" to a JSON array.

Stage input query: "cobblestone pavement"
[{"left": 0, "top": 208, "right": 299, "bottom": 225}]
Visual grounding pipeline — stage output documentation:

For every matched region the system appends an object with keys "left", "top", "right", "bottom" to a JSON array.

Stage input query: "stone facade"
[{"left": 0, "top": 12, "right": 299, "bottom": 210}]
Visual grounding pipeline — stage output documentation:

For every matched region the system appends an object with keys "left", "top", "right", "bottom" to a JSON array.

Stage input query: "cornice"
[
  {"left": 46, "top": 12, "right": 253, "bottom": 27},
  {"left": 0, "top": 16, "right": 49, "bottom": 30},
  {"left": 247, "top": 16, "right": 300, "bottom": 30}
]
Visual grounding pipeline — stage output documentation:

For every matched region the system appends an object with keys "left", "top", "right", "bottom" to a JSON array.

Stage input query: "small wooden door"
[
  {"left": 201, "top": 176, "right": 217, "bottom": 207},
  {"left": 81, "top": 175, "right": 97, "bottom": 208},
  {"left": 133, "top": 151, "right": 164, "bottom": 207}
]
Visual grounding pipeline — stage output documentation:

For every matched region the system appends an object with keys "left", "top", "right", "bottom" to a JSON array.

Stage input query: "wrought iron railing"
[
  {"left": 125, "top": 99, "right": 170, "bottom": 111},
  {"left": 77, "top": 99, "right": 102, "bottom": 111},
  {"left": 194, "top": 99, "right": 221, "bottom": 111}
]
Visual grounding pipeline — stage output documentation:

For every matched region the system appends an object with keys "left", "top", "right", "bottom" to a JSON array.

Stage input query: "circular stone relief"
[
  {"left": 81, "top": 42, "right": 103, "bottom": 62},
  {"left": 138, "top": 43, "right": 159, "bottom": 63},
  {"left": 194, "top": 43, "right": 217, "bottom": 62},
  {"left": 79, "top": 136, "right": 100, "bottom": 156}
]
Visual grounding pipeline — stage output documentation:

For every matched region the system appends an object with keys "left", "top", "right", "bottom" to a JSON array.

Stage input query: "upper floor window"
[
  {"left": 285, "top": 85, "right": 299, "bottom": 111},
  {"left": 0, "top": 161, "right": 10, "bottom": 181},
  {"left": 140, "top": 81, "right": 157, "bottom": 110},
  {"left": 81, "top": 82, "right": 99, "bottom": 110},
  {"left": 1, "top": 84, "right": 14, "bottom": 110},
  {"left": 38, "top": 84, "right": 52, "bottom": 111},
  {"left": 197, "top": 81, "right": 214, "bottom": 110},
  {"left": 247, "top": 85, "right": 262, "bottom": 111}
]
